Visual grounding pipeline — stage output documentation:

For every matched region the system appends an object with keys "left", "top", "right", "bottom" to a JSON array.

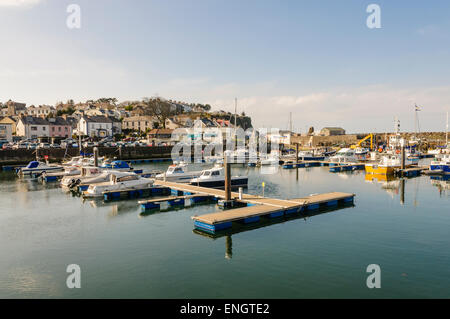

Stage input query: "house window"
[
  {"left": 58, "top": 127, "right": 61, "bottom": 132},
  {"left": 52, "top": 127, "right": 55, "bottom": 131},
  {"left": 31, "top": 126, "right": 37, "bottom": 131},
  {"left": 43, "top": 127, "right": 46, "bottom": 131}
]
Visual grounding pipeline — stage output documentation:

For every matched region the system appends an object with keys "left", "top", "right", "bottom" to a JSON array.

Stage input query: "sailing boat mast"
[
  {"left": 414, "top": 104, "right": 417, "bottom": 141},
  {"left": 234, "top": 98, "right": 237, "bottom": 131},
  {"left": 446, "top": 111, "right": 448, "bottom": 147},
  {"left": 289, "top": 112, "right": 292, "bottom": 133}
]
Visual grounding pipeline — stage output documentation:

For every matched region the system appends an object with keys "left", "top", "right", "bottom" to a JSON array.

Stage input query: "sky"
[{"left": 0, "top": 0, "right": 450, "bottom": 133}]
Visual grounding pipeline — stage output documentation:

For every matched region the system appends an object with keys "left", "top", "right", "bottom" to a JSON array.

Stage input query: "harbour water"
[{"left": 0, "top": 163, "right": 449, "bottom": 298}]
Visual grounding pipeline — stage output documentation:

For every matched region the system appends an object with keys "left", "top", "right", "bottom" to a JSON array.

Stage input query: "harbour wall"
[{"left": 0, "top": 146, "right": 174, "bottom": 166}]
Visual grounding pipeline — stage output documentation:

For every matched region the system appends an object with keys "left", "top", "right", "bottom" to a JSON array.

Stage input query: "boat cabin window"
[
  {"left": 202, "top": 171, "right": 211, "bottom": 177},
  {"left": 174, "top": 167, "right": 183, "bottom": 173},
  {"left": 117, "top": 175, "right": 138, "bottom": 182},
  {"left": 211, "top": 170, "right": 220, "bottom": 176}
]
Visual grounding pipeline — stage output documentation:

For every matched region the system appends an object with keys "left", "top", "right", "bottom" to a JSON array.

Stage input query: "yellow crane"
[{"left": 350, "top": 133, "right": 374, "bottom": 150}]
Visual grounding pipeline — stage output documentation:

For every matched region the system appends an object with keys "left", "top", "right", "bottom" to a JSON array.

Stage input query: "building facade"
[
  {"left": 78, "top": 116, "right": 113, "bottom": 137},
  {"left": 122, "top": 116, "right": 155, "bottom": 132},
  {"left": 16, "top": 116, "right": 50, "bottom": 139},
  {"left": 0, "top": 116, "right": 17, "bottom": 134},
  {"left": 26, "top": 105, "right": 56, "bottom": 117},
  {"left": 320, "top": 127, "right": 346, "bottom": 136},
  {"left": 6, "top": 101, "right": 27, "bottom": 116},
  {"left": 48, "top": 117, "right": 72, "bottom": 138},
  {"left": 0, "top": 123, "right": 13, "bottom": 142}
]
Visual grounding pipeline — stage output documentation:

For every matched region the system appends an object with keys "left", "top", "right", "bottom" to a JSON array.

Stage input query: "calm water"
[{"left": 0, "top": 162, "right": 449, "bottom": 298}]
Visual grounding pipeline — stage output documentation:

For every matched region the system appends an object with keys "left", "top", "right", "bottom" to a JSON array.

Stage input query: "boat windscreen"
[{"left": 26, "top": 161, "right": 39, "bottom": 168}]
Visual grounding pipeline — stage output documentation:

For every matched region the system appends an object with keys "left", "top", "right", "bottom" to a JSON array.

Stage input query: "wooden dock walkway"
[
  {"left": 192, "top": 192, "right": 354, "bottom": 224},
  {"left": 153, "top": 180, "right": 355, "bottom": 233}
]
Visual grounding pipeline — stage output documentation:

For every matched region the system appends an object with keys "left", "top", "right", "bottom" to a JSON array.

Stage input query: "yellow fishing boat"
[{"left": 365, "top": 155, "right": 416, "bottom": 175}]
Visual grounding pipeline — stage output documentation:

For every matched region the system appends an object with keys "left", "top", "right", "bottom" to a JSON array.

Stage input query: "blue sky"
[{"left": 1, "top": 0, "right": 449, "bottom": 133}]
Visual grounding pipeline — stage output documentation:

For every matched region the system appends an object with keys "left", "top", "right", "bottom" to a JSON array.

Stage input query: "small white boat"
[
  {"left": 155, "top": 163, "right": 203, "bottom": 183},
  {"left": 329, "top": 148, "right": 359, "bottom": 164},
  {"left": 355, "top": 147, "right": 369, "bottom": 156},
  {"left": 83, "top": 172, "right": 154, "bottom": 198},
  {"left": 60, "top": 166, "right": 104, "bottom": 188},
  {"left": 62, "top": 156, "right": 105, "bottom": 167},
  {"left": 259, "top": 153, "right": 280, "bottom": 166},
  {"left": 62, "top": 156, "right": 83, "bottom": 166},
  {"left": 297, "top": 150, "right": 326, "bottom": 161},
  {"left": 430, "top": 154, "right": 450, "bottom": 174},
  {"left": 19, "top": 161, "right": 64, "bottom": 176},
  {"left": 189, "top": 166, "right": 248, "bottom": 188}
]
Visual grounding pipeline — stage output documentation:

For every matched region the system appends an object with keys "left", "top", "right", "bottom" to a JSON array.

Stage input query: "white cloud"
[{"left": 0, "top": 0, "right": 43, "bottom": 8}]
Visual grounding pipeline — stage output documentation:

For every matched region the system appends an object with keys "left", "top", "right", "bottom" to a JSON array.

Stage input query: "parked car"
[
  {"left": 2, "top": 142, "right": 13, "bottom": 150},
  {"left": 27, "top": 143, "right": 38, "bottom": 150},
  {"left": 50, "top": 143, "right": 61, "bottom": 148},
  {"left": 13, "top": 143, "right": 28, "bottom": 150},
  {"left": 38, "top": 143, "right": 51, "bottom": 149}
]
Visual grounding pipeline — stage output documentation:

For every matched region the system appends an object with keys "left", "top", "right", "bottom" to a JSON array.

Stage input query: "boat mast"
[
  {"left": 234, "top": 98, "right": 237, "bottom": 129},
  {"left": 289, "top": 112, "right": 292, "bottom": 133},
  {"left": 446, "top": 111, "right": 448, "bottom": 147},
  {"left": 414, "top": 104, "right": 417, "bottom": 141}
]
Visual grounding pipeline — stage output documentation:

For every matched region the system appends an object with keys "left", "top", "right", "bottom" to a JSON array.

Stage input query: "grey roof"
[
  {"left": 48, "top": 117, "right": 71, "bottom": 125},
  {"left": 21, "top": 116, "right": 50, "bottom": 125},
  {"left": 83, "top": 116, "right": 113, "bottom": 123}
]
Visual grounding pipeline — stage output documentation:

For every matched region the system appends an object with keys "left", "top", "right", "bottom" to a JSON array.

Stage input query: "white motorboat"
[
  {"left": 62, "top": 156, "right": 105, "bottom": 167},
  {"left": 297, "top": 150, "right": 326, "bottom": 161},
  {"left": 155, "top": 163, "right": 203, "bottom": 183},
  {"left": 83, "top": 171, "right": 154, "bottom": 198},
  {"left": 19, "top": 161, "right": 64, "bottom": 176},
  {"left": 354, "top": 147, "right": 370, "bottom": 156},
  {"left": 60, "top": 166, "right": 104, "bottom": 188},
  {"left": 430, "top": 154, "right": 450, "bottom": 174},
  {"left": 62, "top": 156, "right": 83, "bottom": 166},
  {"left": 259, "top": 153, "right": 280, "bottom": 166},
  {"left": 329, "top": 148, "right": 359, "bottom": 164},
  {"left": 189, "top": 166, "right": 248, "bottom": 188}
]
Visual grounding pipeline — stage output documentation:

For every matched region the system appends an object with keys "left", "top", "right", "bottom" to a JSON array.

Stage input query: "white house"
[
  {"left": 0, "top": 122, "right": 12, "bottom": 142},
  {"left": 26, "top": 105, "right": 56, "bottom": 117},
  {"left": 78, "top": 116, "right": 113, "bottom": 137},
  {"left": 16, "top": 116, "right": 50, "bottom": 139}
]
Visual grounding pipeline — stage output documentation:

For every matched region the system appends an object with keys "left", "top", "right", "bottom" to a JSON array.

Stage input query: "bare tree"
[{"left": 142, "top": 97, "right": 175, "bottom": 129}]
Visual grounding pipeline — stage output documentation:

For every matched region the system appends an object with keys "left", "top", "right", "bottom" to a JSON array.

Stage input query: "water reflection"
[
  {"left": 193, "top": 203, "right": 355, "bottom": 259},
  {"left": 83, "top": 198, "right": 140, "bottom": 218},
  {"left": 365, "top": 174, "right": 403, "bottom": 199},
  {"left": 430, "top": 175, "right": 450, "bottom": 196}
]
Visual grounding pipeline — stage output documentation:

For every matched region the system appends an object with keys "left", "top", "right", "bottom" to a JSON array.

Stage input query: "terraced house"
[
  {"left": 16, "top": 116, "right": 50, "bottom": 139},
  {"left": 122, "top": 116, "right": 155, "bottom": 132},
  {"left": 77, "top": 116, "right": 113, "bottom": 137},
  {"left": 48, "top": 117, "right": 72, "bottom": 138}
]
